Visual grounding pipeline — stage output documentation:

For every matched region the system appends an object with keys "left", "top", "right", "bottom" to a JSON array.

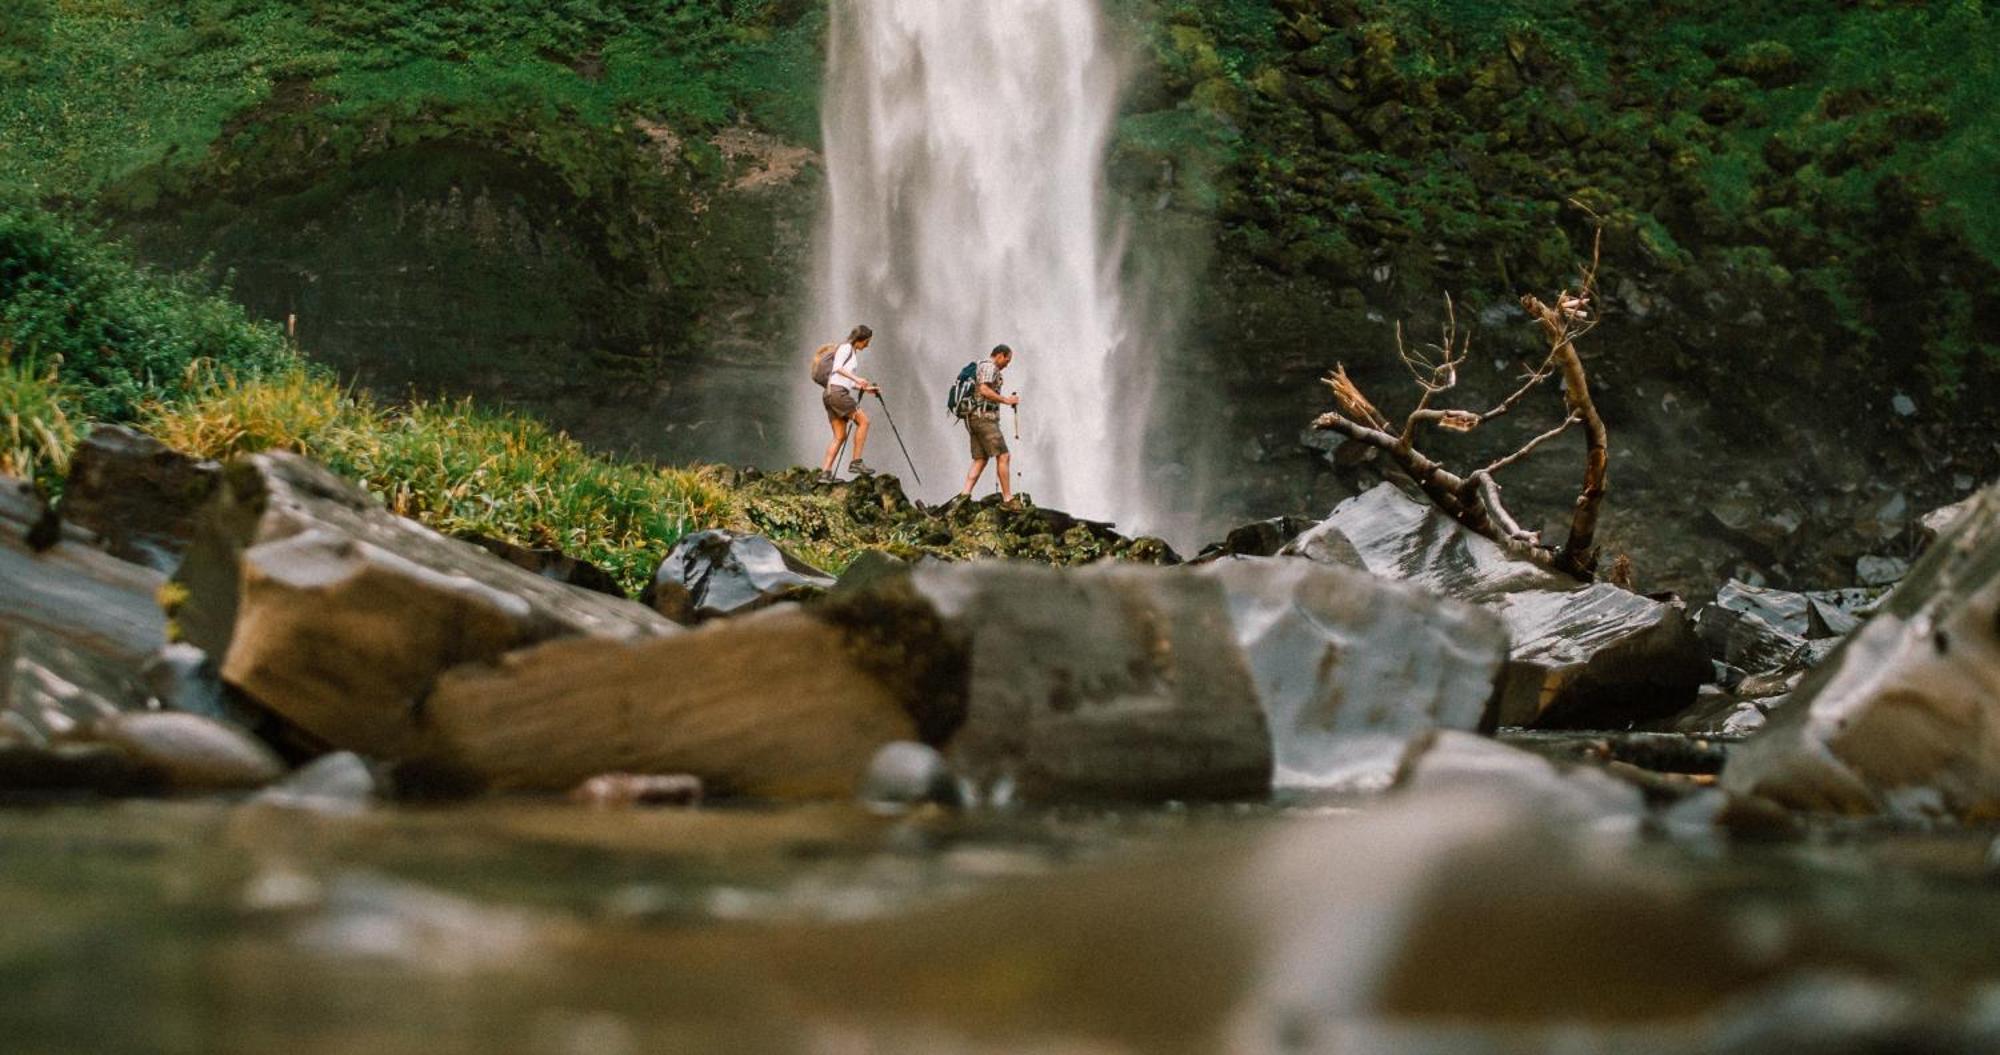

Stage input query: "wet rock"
[
  {"left": 1724, "top": 483, "right": 2000, "bottom": 819},
  {"left": 1918, "top": 494, "right": 1976, "bottom": 550},
  {"left": 1190, "top": 516, "right": 1320, "bottom": 563},
  {"left": 828, "top": 548, "right": 911, "bottom": 598},
  {"left": 92, "top": 711, "right": 286, "bottom": 791},
  {"left": 859, "top": 741, "right": 959, "bottom": 810},
  {"left": 1, "top": 625, "right": 149, "bottom": 745},
  {"left": 1397, "top": 731, "right": 1646, "bottom": 829},
  {"left": 254, "top": 751, "right": 377, "bottom": 812},
  {"left": 1282, "top": 484, "right": 1709, "bottom": 727},
  {"left": 1855, "top": 554, "right": 1910, "bottom": 586},
  {"left": 138, "top": 642, "right": 231, "bottom": 720},
  {"left": 419, "top": 606, "right": 917, "bottom": 797},
  {"left": 58, "top": 425, "right": 219, "bottom": 572},
  {"left": 1696, "top": 581, "right": 1811, "bottom": 676},
  {"left": 172, "top": 452, "right": 675, "bottom": 759},
  {"left": 1202, "top": 558, "right": 1508, "bottom": 793},
  {"left": 638, "top": 530, "right": 835, "bottom": 624},
  {"left": 2, "top": 476, "right": 170, "bottom": 668},
  {"left": 570, "top": 773, "right": 704, "bottom": 808},
  {"left": 458, "top": 533, "right": 625, "bottom": 598},
  {"left": 902, "top": 561, "right": 1272, "bottom": 804}
]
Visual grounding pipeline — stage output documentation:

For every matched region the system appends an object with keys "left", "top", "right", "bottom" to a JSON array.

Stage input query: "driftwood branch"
[{"left": 1307, "top": 214, "right": 1612, "bottom": 579}]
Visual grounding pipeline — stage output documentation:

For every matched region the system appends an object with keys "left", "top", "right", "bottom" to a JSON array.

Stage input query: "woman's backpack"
[{"left": 809, "top": 343, "right": 838, "bottom": 387}]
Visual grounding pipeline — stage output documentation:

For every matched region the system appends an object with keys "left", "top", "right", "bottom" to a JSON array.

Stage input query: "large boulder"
[
  {"left": 639, "top": 530, "right": 836, "bottom": 624},
  {"left": 1, "top": 477, "right": 170, "bottom": 668},
  {"left": 1200, "top": 558, "right": 1508, "bottom": 793},
  {"left": 1723, "top": 483, "right": 2000, "bottom": 820},
  {"left": 58, "top": 425, "right": 220, "bottom": 572},
  {"left": 417, "top": 606, "right": 917, "bottom": 798},
  {"left": 1282, "top": 484, "right": 1710, "bottom": 728},
  {"left": 894, "top": 561, "right": 1273, "bottom": 804},
  {"left": 172, "top": 452, "right": 676, "bottom": 759}
]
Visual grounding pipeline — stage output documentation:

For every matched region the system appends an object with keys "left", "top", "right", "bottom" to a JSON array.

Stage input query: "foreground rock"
[
  {"left": 173, "top": 452, "right": 676, "bottom": 758},
  {"left": 639, "top": 530, "right": 835, "bottom": 623},
  {"left": 1724, "top": 483, "right": 2000, "bottom": 820},
  {"left": 58, "top": 425, "right": 220, "bottom": 572},
  {"left": 894, "top": 561, "right": 1272, "bottom": 804},
  {"left": 1201, "top": 558, "right": 1508, "bottom": 793},
  {"left": 459, "top": 533, "right": 625, "bottom": 598},
  {"left": 1, "top": 477, "right": 170, "bottom": 668},
  {"left": 419, "top": 606, "right": 917, "bottom": 797},
  {"left": 1282, "top": 484, "right": 1710, "bottom": 727}
]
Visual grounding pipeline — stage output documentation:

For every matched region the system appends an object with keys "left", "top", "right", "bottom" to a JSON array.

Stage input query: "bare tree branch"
[{"left": 1305, "top": 211, "right": 1613, "bottom": 580}]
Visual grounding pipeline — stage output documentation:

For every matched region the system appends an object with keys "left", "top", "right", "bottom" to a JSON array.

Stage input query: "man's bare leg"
[
  {"left": 850, "top": 409, "right": 872, "bottom": 462},
  {"left": 996, "top": 452, "right": 1014, "bottom": 503},
  {"left": 960, "top": 457, "right": 989, "bottom": 497}
]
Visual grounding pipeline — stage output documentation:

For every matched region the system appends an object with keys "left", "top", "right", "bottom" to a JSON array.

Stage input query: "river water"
[{"left": 9, "top": 795, "right": 2000, "bottom": 1053}]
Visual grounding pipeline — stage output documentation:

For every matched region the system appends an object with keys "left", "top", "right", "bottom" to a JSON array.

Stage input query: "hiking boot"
[
  {"left": 816, "top": 470, "right": 838, "bottom": 485},
  {"left": 847, "top": 459, "right": 876, "bottom": 477}
]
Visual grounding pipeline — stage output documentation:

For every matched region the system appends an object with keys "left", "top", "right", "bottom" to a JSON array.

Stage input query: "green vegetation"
[
  {"left": 0, "top": 0, "right": 822, "bottom": 199},
  {"left": 0, "top": 198, "right": 292, "bottom": 419},
  {"left": 1119, "top": 0, "right": 2000, "bottom": 400}
]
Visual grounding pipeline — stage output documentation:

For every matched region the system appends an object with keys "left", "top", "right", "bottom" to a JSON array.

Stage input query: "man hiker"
[
  {"left": 958, "top": 344, "right": 1020, "bottom": 504},
  {"left": 820, "top": 324, "right": 881, "bottom": 482}
]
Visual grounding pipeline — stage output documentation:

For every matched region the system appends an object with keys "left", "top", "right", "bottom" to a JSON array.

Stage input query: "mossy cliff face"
[
  {"left": 4, "top": 0, "right": 826, "bottom": 469},
  {"left": 1108, "top": 0, "right": 1999, "bottom": 589}
]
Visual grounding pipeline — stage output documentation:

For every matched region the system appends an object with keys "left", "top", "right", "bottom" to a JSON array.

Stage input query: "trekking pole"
[
  {"left": 1011, "top": 390, "right": 1021, "bottom": 440},
  {"left": 872, "top": 390, "right": 924, "bottom": 487}
]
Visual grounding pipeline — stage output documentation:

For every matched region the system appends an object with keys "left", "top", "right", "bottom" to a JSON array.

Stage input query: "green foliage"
[
  {"left": 0, "top": 0, "right": 824, "bottom": 198},
  {"left": 0, "top": 357, "right": 78, "bottom": 489},
  {"left": 0, "top": 199, "right": 291, "bottom": 419},
  {"left": 1116, "top": 0, "right": 2000, "bottom": 400},
  {"left": 0, "top": 0, "right": 51, "bottom": 82}
]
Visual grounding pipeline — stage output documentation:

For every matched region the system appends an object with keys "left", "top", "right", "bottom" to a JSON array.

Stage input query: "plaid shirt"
[{"left": 970, "top": 358, "right": 1005, "bottom": 419}]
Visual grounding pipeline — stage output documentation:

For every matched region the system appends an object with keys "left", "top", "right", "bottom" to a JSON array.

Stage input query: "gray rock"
[
  {"left": 1855, "top": 554, "right": 1910, "bottom": 586},
  {"left": 1281, "top": 485, "right": 1708, "bottom": 727},
  {"left": 1190, "top": 516, "right": 1321, "bottom": 563},
  {"left": 172, "top": 452, "right": 675, "bottom": 759},
  {"left": 1, "top": 476, "right": 170, "bottom": 669},
  {"left": 1396, "top": 731, "right": 1647, "bottom": 831},
  {"left": 1, "top": 625, "right": 148, "bottom": 747},
  {"left": 1724, "top": 483, "right": 2000, "bottom": 819},
  {"left": 829, "top": 548, "right": 912, "bottom": 598},
  {"left": 860, "top": 741, "right": 959, "bottom": 810},
  {"left": 905, "top": 561, "right": 1272, "bottom": 804},
  {"left": 57, "top": 425, "right": 220, "bottom": 573},
  {"left": 1918, "top": 494, "right": 1977, "bottom": 551},
  {"left": 1201, "top": 558, "right": 1508, "bottom": 793},
  {"left": 639, "top": 530, "right": 836, "bottom": 624},
  {"left": 256, "top": 751, "right": 377, "bottom": 812},
  {"left": 93, "top": 711, "right": 286, "bottom": 791}
]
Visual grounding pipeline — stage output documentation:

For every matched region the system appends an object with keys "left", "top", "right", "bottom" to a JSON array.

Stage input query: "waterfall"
[{"left": 808, "top": 0, "right": 1148, "bottom": 529}]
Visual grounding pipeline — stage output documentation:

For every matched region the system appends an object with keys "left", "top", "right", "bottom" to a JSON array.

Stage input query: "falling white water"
[{"left": 807, "top": 0, "right": 1148, "bottom": 529}]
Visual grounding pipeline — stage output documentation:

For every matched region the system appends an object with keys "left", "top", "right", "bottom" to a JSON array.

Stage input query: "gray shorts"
[
  {"left": 823, "top": 386, "right": 859, "bottom": 421},
  {"left": 967, "top": 415, "right": 1008, "bottom": 459}
]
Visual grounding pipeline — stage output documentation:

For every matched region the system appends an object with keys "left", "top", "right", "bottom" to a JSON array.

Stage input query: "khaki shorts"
[
  {"left": 967, "top": 415, "right": 1008, "bottom": 459},
  {"left": 823, "top": 386, "right": 859, "bottom": 421}
]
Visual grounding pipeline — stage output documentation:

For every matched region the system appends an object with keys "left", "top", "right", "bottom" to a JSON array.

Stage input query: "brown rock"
[
  {"left": 421, "top": 607, "right": 916, "bottom": 798},
  {"left": 59, "top": 425, "right": 220, "bottom": 572},
  {"left": 172, "top": 453, "right": 676, "bottom": 758}
]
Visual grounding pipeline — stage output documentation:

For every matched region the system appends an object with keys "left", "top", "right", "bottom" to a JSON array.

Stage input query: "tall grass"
[
  {"left": 144, "top": 365, "right": 743, "bottom": 590},
  {"left": 0, "top": 358, "right": 78, "bottom": 489}
]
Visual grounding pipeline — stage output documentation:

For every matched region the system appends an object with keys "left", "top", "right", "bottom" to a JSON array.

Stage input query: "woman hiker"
[{"left": 820, "top": 324, "right": 881, "bottom": 482}]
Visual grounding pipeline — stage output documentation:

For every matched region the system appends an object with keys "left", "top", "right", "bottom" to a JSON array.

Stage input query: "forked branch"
[{"left": 1307, "top": 216, "right": 1611, "bottom": 579}]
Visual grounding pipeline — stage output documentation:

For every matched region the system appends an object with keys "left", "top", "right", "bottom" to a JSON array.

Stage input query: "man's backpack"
[
  {"left": 809, "top": 343, "right": 838, "bottom": 387},
  {"left": 944, "top": 360, "right": 980, "bottom": 418}
]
